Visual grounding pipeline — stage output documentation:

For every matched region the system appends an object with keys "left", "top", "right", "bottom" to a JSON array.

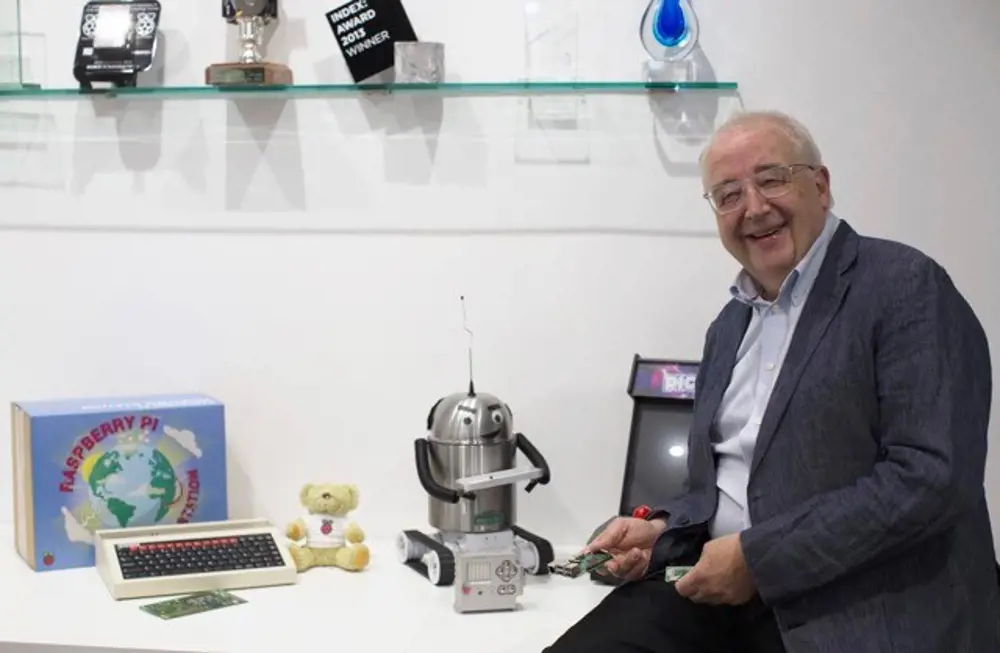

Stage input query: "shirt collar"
[{"left": 729, "top": 212, "right": 840, "bottom": 309}]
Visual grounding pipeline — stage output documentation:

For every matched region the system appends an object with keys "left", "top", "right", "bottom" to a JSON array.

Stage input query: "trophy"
[
  {"left": 73, "top": 0, "right": 162, "bottom": 90},
  {"left": 205, "top": 0, "right": 293, "bottom": 86}
]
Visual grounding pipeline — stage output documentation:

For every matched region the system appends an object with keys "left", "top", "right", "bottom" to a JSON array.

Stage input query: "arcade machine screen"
[{"left": 618, "top": 356, "right": 699, "bottom": 515}]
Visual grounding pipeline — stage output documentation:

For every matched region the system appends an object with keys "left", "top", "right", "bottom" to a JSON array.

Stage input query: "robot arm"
[
  {"left": 449, "top": 433, "right": 552, "bottom": 494},
  {"left": 414, "top": 439, "right": 475, "bottom": 503},
  {"left": 515, "top": 432, "right": 550, "bottom": 492}
]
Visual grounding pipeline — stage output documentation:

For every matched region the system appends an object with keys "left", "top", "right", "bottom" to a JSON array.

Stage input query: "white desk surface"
[{"left": 0, "top": 522, "right": 614, "bottom": 653}]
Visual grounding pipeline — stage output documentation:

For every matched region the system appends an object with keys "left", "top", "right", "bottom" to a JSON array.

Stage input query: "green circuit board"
[
  {"left": 140, "top": 590, "right": 247, "bottom": 620},
  {"left": 548, "top": 550, "right": 613, "bottom": 578}
]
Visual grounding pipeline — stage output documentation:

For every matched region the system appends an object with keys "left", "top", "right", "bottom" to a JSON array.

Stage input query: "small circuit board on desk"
[
  {"left": 548, "top": 550, "right": 613, "bottom": 578},
  {"left": 140, "top": 590, "right": 247, "bottom": 620}
]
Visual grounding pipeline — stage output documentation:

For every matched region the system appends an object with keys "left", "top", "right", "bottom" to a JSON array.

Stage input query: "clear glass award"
[
  {"left": 522, "top": 0, "right": 581, "bottom": 123},
  {"left": 515, "top": 1, "right": 589, "bottom": 165},
  {"left": 206, "top": 0, "right": 293, "bottom": 86},
  {"left": 0, "top": 0, "right": 27, "bottom": 88}
]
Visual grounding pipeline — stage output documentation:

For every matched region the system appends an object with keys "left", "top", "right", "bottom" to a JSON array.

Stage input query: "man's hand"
[
  {"left": 674, "top": 533, "right": 757, "bottom": 605},
  {"left": 583, "top": 517, "right": 667, "bottom": 582}
]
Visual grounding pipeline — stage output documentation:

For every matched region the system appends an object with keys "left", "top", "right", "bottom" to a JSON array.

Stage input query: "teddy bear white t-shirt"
[{"left": 303, "top": 514, "right": 348, "bottom": 548}]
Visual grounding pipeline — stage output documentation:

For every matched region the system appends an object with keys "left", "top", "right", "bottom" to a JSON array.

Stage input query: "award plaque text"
[{"left": 325, "top": 0, "right": 417, "bottom": 83}]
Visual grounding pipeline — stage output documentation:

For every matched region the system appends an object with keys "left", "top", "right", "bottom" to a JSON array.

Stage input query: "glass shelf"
[{"left": 0, "top": 79, "right": 737, "bottom": 100}]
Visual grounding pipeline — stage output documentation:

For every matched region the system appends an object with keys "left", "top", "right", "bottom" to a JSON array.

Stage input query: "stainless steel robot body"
[{"left": 397, "top": 384, "right": 555, "bottom": 613}]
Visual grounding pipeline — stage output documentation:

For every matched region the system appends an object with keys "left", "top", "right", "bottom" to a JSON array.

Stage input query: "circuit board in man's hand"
[
  {"left": 548, "top": 550, "right": 613, "bottom": 578},
  {"left": 664, "top": 566, "right": 693, "bottom": 582}
]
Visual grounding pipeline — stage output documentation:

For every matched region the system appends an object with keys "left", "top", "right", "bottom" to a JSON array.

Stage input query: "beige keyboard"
[{"left": 95, "top": 518, "right": 298, "bottom": 600}]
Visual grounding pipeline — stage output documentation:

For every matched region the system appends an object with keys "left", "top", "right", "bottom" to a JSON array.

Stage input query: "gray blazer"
[{"left": 651, "top": 220, "right": 1000, "bottom": 652}]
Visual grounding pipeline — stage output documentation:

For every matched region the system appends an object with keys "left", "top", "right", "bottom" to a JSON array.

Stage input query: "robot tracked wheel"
[
  {"left": 395, "top": 526, "right": 554, "bottom": 587},
  {"left": 397, "top": 530, "right": 456, "bottom": 586}
]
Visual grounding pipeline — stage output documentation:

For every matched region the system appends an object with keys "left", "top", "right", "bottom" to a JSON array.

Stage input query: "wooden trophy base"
[{"left": 205, "top": 62, "right": 294, "bottom": 87}]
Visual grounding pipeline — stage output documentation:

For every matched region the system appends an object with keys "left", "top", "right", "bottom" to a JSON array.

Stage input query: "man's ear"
[{"left": 815, "top": 165, "right": 832, "bottom": 208}]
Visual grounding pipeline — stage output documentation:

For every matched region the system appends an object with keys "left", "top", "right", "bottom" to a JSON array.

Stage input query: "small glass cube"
[{"left": 394, "top": 41, "right": 445, "bottom": 84}]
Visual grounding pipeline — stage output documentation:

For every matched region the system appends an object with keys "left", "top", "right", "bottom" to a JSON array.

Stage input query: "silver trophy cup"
[{"left": 205, "top": 0, "right": 293, "bottom": 86}]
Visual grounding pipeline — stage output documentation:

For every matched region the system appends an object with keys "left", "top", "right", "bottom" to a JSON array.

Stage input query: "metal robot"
[{"left": 396, "top": 380, "right": 554, "bottom": 613}]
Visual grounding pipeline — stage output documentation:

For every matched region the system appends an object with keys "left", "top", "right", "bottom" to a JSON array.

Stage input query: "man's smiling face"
[{"left": 702, "top": 120, "right": 832, "bottom": 299}]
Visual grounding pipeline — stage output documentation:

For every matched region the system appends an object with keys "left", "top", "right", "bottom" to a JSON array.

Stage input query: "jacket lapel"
[
  {"left": 748, "top": 223, "right": 859, "bottom": 478},
  {"left": 696, "top": 302, "right": 751, "bottom": 440}
]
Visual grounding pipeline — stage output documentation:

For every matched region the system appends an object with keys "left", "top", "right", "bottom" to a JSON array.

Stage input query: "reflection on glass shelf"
[
  {"left": 0, "top": 82, "right": 39, "bottom": 91},
  {"left": 0, "top": 79, "right": 737, "bottom": 99}
]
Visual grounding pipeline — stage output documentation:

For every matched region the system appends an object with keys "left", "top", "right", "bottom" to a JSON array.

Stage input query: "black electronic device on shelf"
[
  {"left": 73, "top": 0, "right": 162, "bottom": 90},
  {"left": 588, "top": 354, "right": 699, "bottom": 585}
]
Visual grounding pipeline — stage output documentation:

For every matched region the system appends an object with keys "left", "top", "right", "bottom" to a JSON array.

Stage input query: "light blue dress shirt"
[{"left": 709, "top": 212, "right": 841, "bottom": 539}]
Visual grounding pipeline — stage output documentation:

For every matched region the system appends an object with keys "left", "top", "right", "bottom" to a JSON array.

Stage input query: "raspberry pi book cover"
[{"left": 10, "top": 393, "right": 229, "bottom": 571}]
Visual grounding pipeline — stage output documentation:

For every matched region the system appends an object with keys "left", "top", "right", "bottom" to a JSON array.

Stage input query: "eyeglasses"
[{"left": 703, "top": 164, "right": 816, "bottom": 214}]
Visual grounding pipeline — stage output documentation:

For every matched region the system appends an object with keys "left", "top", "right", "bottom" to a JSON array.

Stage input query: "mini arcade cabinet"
[{"left": 589, "top": 354, "right": 699, "bottom": 585}]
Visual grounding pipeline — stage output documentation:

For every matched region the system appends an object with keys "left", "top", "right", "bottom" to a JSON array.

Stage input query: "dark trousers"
[{"left": 542, "top": 578, "right": 786, "bottom": 653}]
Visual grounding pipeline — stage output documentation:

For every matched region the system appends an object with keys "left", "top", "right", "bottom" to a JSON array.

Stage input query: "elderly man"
[{"left": 543, "top": 110, "right": 1000, "bottom": 652}]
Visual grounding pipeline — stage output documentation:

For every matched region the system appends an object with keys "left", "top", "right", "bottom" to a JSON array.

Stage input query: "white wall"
[{"left": 1, "top": 0, "right": 998, "bottom": 549}]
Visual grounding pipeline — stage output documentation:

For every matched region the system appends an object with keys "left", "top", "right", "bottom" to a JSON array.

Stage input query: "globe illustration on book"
[{"left": 82, "top": 432, "right": 182, "bottom": 529}]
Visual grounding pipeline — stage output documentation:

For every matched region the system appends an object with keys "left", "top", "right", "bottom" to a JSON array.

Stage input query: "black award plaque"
[
  {"left": 325, "top": 0, "right": 417, "bottom": 83},
  {"left": 73, "top": 0, "right": 162, "bottom": 90}
]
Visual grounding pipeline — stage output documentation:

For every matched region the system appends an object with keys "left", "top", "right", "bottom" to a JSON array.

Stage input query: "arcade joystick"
[{"left": 632, "top": 505, "right": 652, "bottom": 520}]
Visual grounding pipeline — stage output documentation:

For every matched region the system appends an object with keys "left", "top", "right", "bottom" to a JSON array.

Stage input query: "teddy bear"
[{"left": 285, "top": 482, "right": 370, "bottom": 573}]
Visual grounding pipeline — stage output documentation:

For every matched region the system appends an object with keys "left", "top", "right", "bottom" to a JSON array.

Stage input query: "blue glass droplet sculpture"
[{"left": 640, "top": 0, "right": 700, "bottom": 62}]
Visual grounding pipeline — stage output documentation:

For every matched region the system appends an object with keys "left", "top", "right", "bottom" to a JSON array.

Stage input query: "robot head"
[{"left": 425, "top": 391, "right": 515, "bottom": 445}]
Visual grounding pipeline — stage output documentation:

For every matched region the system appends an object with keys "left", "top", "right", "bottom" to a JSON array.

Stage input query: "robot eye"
[
  {"left": 463, "top": 417, "right": 473, "bottom": 425},
  {"left": 491, "top": 411, "right": 504, "bottom": 424}
]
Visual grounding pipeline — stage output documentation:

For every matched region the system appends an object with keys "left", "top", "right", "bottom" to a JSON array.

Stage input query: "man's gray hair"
[{"left": 701, "top": 109, "right": 825, "bottom": 167}]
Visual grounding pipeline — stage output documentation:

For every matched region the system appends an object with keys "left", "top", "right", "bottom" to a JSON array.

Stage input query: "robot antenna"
[{"left": 461, "top": 295, "right": 475, "bottom": 396}]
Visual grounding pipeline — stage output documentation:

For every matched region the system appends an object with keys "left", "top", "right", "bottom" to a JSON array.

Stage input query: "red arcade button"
[{"left": 632, "top": 505, "right": 652, "bottom": 520}]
